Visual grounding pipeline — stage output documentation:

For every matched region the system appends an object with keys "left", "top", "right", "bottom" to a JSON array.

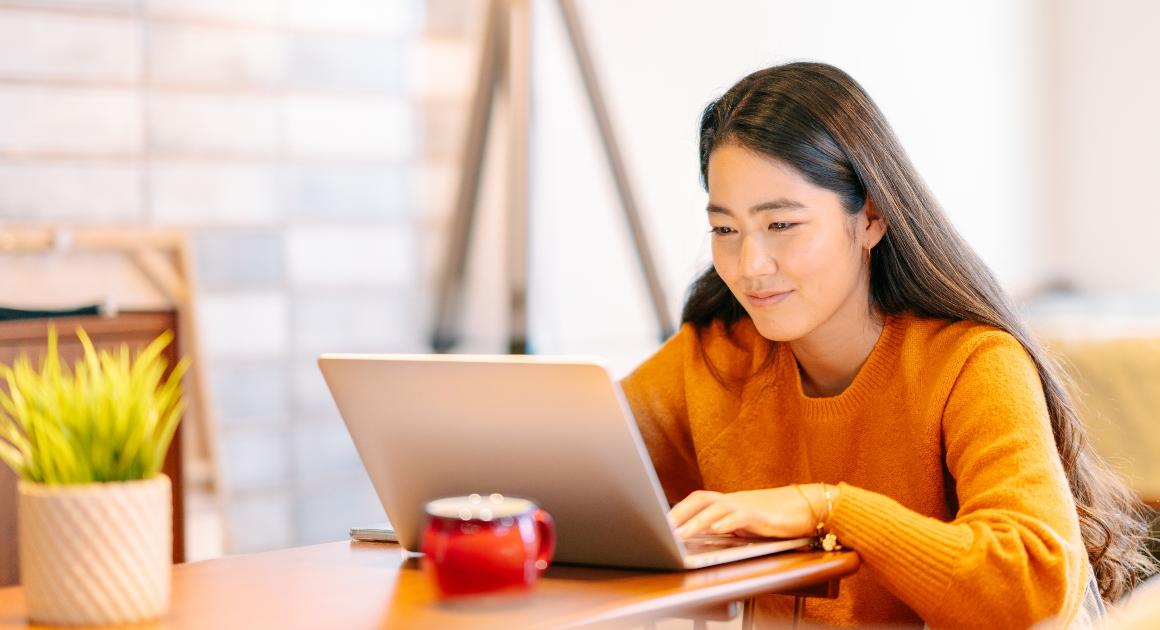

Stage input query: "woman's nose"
[{"left": 740, "top": 234, "right": 776, "bottom": 277}]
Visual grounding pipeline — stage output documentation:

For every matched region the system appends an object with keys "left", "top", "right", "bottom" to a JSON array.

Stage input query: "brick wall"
[{"left": 0, "top": 0, "right": 429, "bottom": 555}]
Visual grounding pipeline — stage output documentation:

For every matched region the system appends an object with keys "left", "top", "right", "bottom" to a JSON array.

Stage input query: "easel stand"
[
  {"left": 0, "top": 227, "right": 226, "bottom": 547},
  {"left": 430, "top": 0, "right": 675, "bottom": 354}
]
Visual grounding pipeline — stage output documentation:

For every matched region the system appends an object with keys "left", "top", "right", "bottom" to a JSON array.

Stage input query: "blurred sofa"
[
  {"left": 1050, "top": 335, "right": 1160, "bottom": 510},
  {"left": 1030, "top": 299, "right": 1160, "bottom": 574}
]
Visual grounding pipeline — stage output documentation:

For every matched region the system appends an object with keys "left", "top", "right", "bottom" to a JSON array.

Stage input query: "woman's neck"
[{"left": 788, "top": 303, "right": 885, "bottom": 398}]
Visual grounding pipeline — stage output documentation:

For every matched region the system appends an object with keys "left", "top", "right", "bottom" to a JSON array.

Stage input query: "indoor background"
[{"left": 0, "top": 0, "right": 1156, "bottom": 562}]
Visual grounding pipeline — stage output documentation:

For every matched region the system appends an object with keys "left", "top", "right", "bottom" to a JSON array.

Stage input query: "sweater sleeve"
[
  {"left": 827, "top": 332, "right": 1087, "bottom": 629},
  {"left": 619, "top": 323, "right": 703, "bottom": 506}
]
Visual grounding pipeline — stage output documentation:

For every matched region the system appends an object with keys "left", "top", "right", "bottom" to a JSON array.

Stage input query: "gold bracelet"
[
  {"left": 793, "top": 484, "right": 823, "bottom": 537},
  {"left": 821, "top": 483, "right": 833, "bottom": 522},
  {"left": 819, "top": 484, "right": 842, "bottom": 551}
]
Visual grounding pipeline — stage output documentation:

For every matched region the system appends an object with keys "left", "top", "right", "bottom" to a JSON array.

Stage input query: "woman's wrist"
[
  {"left": 807, "top": 484, "right": 833, "bottom": 520},
  {"left": 793, "top": 484, "right": 822, "bottom": 535},
  {"left": 790, "top": 483, "right": 845, "bottom": 549}
]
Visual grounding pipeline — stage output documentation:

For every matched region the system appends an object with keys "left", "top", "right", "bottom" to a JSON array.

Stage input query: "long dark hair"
[{"left": 686, "top": 61, "right": 1155, "bottom": 601}]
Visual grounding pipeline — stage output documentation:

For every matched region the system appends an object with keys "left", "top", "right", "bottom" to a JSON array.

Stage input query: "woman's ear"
[{"left": 862, "top": 198, "right": 887, "bottom": 248}]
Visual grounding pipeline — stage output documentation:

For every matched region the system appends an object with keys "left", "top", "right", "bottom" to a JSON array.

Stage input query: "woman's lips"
[{"left": 746, "top": 290, "right": 792, "bottom": 308}]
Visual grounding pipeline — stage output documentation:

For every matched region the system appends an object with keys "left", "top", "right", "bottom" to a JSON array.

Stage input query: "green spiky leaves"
[{"left": 0, "top": 327, "right": 188, "bottom": 484}]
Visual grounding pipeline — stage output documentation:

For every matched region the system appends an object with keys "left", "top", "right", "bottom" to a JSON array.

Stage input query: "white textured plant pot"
[{"left": 18, "top": 475, "right": 172, "bottom": 626}]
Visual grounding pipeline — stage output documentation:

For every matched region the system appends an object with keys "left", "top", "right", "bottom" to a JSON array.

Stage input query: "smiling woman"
[
  {"left": 620, "top": 62, "right": 1156, "bottom": 628},
  {"left": 704, "top": 145, "right": 884, "bottom": 393}
]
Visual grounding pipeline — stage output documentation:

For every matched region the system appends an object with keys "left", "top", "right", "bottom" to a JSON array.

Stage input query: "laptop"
[{"left": 318, "top": 353, "right": 812, "bottom": 570}]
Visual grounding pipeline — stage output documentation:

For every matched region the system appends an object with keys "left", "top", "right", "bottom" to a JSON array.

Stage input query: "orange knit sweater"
[{"left": 620, "top": 312, "right": 1086, "bottom": 628}]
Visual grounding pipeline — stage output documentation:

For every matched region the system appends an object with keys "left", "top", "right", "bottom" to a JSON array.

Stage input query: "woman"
[{"left": 621, "top": 62, "right": 1154, "bottom": 628}]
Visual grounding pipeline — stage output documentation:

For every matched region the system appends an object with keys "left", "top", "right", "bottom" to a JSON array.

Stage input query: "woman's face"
[{"left": 706, "top": 142, "right": 880, "bottom": 342}]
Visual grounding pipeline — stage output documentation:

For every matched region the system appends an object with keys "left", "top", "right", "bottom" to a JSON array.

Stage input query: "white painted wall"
[
  {"left": 1049, "top": 0, "right": 1160, "bottom": 293},
  {"left": 525, "top": 0, "right": 1049, "bottom": 374},
  {"left": 0, "top": 0, "right": 425, "bottom": 557}
]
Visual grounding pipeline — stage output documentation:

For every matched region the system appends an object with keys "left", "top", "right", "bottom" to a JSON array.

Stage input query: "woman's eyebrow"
[{"left": 706, "top": 198, "right": 807, "bottom": 216}]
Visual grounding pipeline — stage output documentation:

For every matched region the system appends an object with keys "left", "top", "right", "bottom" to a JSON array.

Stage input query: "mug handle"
[{"left": 532, "top": 508, "right": 556, "bottom": 573}]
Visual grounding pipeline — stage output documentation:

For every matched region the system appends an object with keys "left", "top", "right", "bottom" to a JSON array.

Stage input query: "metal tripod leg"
[
  {"left": 430, "top": 0, "right": 675, "bottom": 353},
  {"left": 557, "top": 0, "right": 675, "bottom": 341},
  {"left": 431, "top": 0, "right": 505, "bottom": 353},
  {"left": 505, "top": 0, "right": 532, "bottom": 354}
]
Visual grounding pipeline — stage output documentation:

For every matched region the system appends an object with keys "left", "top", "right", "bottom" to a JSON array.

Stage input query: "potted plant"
[{"left": 0, "top": 326, "right": 187, "bottom": 625}]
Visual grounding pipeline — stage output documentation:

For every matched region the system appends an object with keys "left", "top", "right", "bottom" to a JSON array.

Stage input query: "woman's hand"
[{"left": 669, "top": 485, "right": 832, "bottom": 539}]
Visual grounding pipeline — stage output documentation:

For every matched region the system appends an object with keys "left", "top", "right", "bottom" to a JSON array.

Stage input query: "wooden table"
[{"left": 0, "top": 542, "right": 859, "bottom": 629}]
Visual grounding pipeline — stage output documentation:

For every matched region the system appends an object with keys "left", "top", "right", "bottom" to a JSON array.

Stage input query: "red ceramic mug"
[{"left": 420, "top": 494, "right": 555, "bottom": 597}]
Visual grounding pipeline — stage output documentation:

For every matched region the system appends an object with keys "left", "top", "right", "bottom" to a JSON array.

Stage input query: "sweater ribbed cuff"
[{"left": 829, "top": 483, "right": 971, "bottom": 613}]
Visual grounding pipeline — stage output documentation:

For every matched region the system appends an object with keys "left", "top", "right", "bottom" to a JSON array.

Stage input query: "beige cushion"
[{"left": 1045, "top": 337, "right": 1160, "bottom": 501}]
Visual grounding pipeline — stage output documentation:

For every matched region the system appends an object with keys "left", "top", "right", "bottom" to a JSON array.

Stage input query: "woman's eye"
[
  {"left": 709, "top": 226, "right": 736, "bottom": 236},
  {"left": 769, "top": 222, "right": 794, "bottom": 231}
]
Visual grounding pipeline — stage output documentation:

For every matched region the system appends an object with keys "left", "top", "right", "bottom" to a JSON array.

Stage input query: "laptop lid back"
[{"left": 318, "top": 354, "right": 687, "bottom": 569}]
